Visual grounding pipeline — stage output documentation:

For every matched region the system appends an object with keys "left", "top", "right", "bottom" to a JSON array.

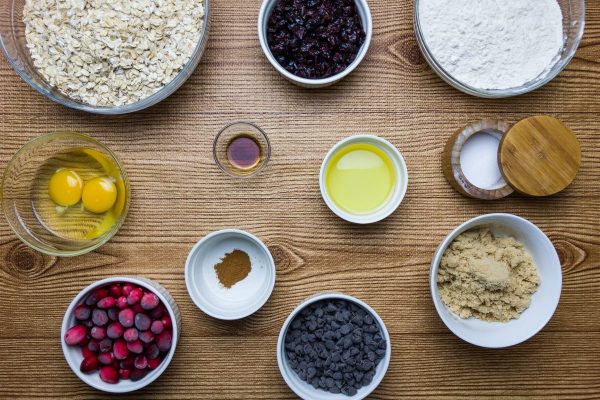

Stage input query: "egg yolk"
[
  {"left": 48, "top": 169, "right": 83, "bottom": 207},
  {"left": 82, "top": 177, "right": 117, "bottom": 213}
]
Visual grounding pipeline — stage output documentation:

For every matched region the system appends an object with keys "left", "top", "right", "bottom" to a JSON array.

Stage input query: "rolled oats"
[{"left": 23, "top": 0, "right": 205, "bottom": 107}]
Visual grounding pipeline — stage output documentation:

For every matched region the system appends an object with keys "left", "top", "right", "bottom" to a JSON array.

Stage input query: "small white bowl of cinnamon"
[{"left": 184, "top": 229, "right": 276, "bottom": 320}]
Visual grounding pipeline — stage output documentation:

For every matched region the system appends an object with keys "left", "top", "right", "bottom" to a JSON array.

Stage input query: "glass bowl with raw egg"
[{"left": 1, "top": 132, "right": 130, "bottom": 256}]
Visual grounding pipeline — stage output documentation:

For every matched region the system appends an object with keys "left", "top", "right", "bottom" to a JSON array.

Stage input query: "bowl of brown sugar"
[
  {"left": 185, "top": 229, "right": 276, "bottom": 320},
  {"left": 430, "top": 213, "right": 562, "bottom": 348}
]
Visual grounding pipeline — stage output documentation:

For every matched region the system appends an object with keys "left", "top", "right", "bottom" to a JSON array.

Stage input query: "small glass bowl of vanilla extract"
[{"left": 213, "top": 122, "right": 271, "bottom": 177}]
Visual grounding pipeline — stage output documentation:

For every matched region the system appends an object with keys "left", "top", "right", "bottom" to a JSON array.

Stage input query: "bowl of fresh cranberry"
[
  {"left": 258, "top": 0, "right": 372, "bottom": 87},
  {"left": 61, "top": 277, "right": 180, "bottom": 393}
]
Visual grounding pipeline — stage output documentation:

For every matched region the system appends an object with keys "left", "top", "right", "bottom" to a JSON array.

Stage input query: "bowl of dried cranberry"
[
  {"left": 258, "top": 0, "right": 372, "bottom": 87},
  {"left": 61, "top": 277, "right": 180, "bottom": 393}
]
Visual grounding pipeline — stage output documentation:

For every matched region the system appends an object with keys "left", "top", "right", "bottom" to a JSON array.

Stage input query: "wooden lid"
[{"left": 499, "top": 116, "right": 581, "bottom": 197}]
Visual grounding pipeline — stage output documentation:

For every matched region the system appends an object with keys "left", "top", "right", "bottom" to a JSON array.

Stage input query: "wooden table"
[{"left": 1, "top": 0, "right": 599, "bottom": 398}]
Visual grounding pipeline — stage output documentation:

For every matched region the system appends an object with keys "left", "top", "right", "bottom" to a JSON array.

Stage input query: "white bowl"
[
  {"left": 277, "top": 292, "right": 391, "bottom": 400},
  {"left": 185, "top": 229, "right": 276, "bottom": 320},
  {"left": 257, "top": 0, "right": 373, "bottom": 88},
  {"left": 319, "top": 134, "right": 408, "bottom": 224},
  {"left": 61, "top": 276, "right": 181, "bottom": 393},
  {"left": 430, "top": 213, "right": 562, "bottom": 348}
]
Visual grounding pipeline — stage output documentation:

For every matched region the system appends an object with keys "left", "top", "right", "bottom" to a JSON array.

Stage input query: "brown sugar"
[
  {"left": 214, "top": 249, "right": 252, "bottom": 288},
  {"left": 437, "top": 227, "right": 540, "bottom": 322}
]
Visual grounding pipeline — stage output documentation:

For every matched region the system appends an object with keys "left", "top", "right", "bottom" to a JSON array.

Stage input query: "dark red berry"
[
  {"left": 119, "top": 368, "right": 131, "bottom": 379},
  {"left": 64, "top": 325, "right": 87, "bottom": 346},
  {"left": 150, "top": 304, "right": 164, "bottom": 319},
  {"left": 92, "top": 308, "right": 109, "bottom": 326},
  {"left": 82, "top": 346, "right": 95, "bottom": 359},
  {"left": 91, "top": 326, "right": 106, "bottom": 340},
  {"left": 99, "top": 338, "right": 113, "bottom": 353},
  {"left": 156, "top": 331, "right": 172, "bottom": 352},
  {"left": 135, "top": 313, "right": 151, "bottom": 331},
  {"left": 85, "top": 287, "right": 108, "bottom": 306},
  {"left": 134, "top": 355, "right": 148, "bottom": 369},
  {"left": 124, "top": 327, "right": 139, "bottom": 342},
  {"left": 131, "top": 303, "right": 144, "bottom": 314},
  {"left": 116, "top": 296, "right": 128, "bottom": 309},
  {"left": 99, "top": 366, "right": 119, "bottom": 384},
  {"left": 147, "top": 357, "right": 161, "bottom": 370},
  {"left": 145, "top": 343, "right": 160, "bottom": 359},
  {"left": 98, "top": 351, "right": 115, "bottom": 365},
  {"left": 74, "top": 304, "right": 91, "bottom": 321},
  {"left": 120, "top": 356, "right": 135, "bottom": 369},
  {"left": 113, "top": 339, "right": 130, "bottom": 360},
  {"left": 87, "top": 339, "right": 100, "bottom": 353},
  {"left": 109, "top": 284, "right": 122, "bottom": 297},
  {"left": 130, "top": 367, "right": 148, "bottom": 381},
  {"left": 80, "top": 355, "right": 99, "bottom": 373},
  {"left": 118, "top": 308, "right": 135, "bottom": 328},
  {"left": 127, "top": 340, "right": 144, "bottom": 354},
  {"left": 107, "top": 322, "right": 124, "bottom": 339},
  {"left": 107, "top": 307, "right": 119, "bottom": 321},
  {"left": 97, "top": 296, "right": 116, "bottom": 309},
  {"left": 160, "top": 315, "right": 172, "bottom": 330},
  {"left": 139, "top": 330, "right": 154, "bottom": 344},
  {"left": 127, "top": 288, "right": 143, "bottom": 305},
  {"left": 121, "top": 284, "right": 134, "bottom": 296},
  {"left": 150, "top": 320, "right": 164, "bottom": 335},
  {"left": 140, "top": 292, "right": 159, "bottom": 310}
]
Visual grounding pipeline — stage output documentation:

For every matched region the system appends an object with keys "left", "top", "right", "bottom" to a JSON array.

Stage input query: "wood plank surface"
[{"left": 1, "top": 0, "right": 599, "bottom": 398}]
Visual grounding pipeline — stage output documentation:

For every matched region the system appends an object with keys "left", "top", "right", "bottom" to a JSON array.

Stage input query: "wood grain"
[{"left": 1, "top": 0, "right": 599, "bottom": 398}]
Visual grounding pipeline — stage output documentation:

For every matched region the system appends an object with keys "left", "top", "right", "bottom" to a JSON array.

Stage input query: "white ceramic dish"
[
  {"left": 319, "top": 134, "right": 408, "bottom": 224},
  {"left": 257, "top": 0, "right": 372, "bottom": 88},
  {"left": 185, "top": 229, "right": 276, "bottom": 320},
  {"left": 61, "top": 276, "right": 181, "bottom": 393},
  {"left": 430, "top": 213, "right": 562, "bottom": 348},
  {"left": 277, "top": 292, "right": 391, "bottom": 400}
]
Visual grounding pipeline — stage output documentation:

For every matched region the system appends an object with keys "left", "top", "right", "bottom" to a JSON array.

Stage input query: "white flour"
[{"left": 418, "top": 0, "right": 564, "bottom": 90}]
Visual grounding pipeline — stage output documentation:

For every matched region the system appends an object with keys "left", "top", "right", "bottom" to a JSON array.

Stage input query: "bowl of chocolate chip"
[
  {"left": 258, "top": 0, "right": 372, "bottom": 88},
  {"left": 277, "top": 292, "right": 390, "bottom": 399}
]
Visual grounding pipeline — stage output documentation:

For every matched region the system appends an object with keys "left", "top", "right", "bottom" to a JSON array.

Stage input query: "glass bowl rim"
[{"left": 1, "top": 131, "right": 131, "bottom": 256}]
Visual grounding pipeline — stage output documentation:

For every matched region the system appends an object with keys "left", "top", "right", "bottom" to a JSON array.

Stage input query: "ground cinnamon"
[{"left": 214, "top": 249, "right": 251, "bottom": 288}]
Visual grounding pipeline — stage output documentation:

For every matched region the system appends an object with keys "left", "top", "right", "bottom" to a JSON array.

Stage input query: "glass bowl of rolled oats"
[{"left": 0, "top": 0, "right": 210, "bottom": 114}]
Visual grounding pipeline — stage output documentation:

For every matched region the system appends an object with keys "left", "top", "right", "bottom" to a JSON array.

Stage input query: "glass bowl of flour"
[{"left": 414, "top": 0, "right": 585, "bottom": 98}]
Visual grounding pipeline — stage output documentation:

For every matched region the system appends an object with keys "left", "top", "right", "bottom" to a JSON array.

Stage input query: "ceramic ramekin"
[
  {"left": 430, "top": 213, "right": 562, "bottom": 348},
  {"left": 277, "top": 292, "right": 391, "bottom": 400},
  {"left": 258, "top": 0, "right": 373, "bottom": 88},
  {"left": 319, "top": 134, "right": 408, "bottom": 224},
  {"left": 61, "top": 276, "right": 181, "bottom": 393},
  {"left": 185, "top": 229, "right": 276, "bottom": 320}
]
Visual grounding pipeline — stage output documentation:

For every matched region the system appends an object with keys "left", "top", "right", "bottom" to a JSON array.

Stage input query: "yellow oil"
[
  {"left": 325, "top": 143, "right": 396, "bottom": 215},
  {"left": 31, "top": 148, "right": 126, "bottom": 240}
]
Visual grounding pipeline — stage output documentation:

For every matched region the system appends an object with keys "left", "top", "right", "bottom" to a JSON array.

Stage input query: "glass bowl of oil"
[
  {"left": 213, "top": 122, "right": 270, "bottom": 177},
  {"left": 1, "top": 132, "right": 130, "bottom": 256}
]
